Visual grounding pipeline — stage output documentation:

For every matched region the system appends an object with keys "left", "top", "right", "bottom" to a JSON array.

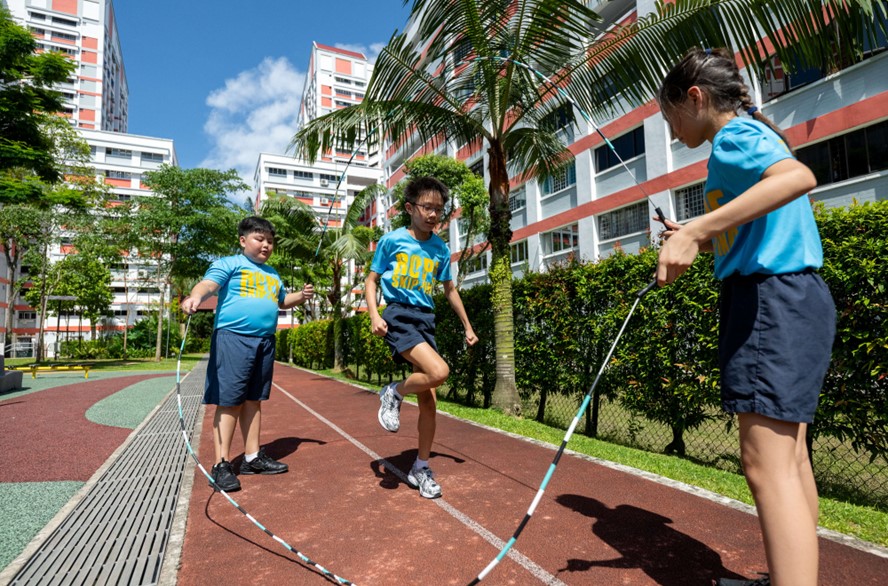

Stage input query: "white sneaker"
[
  {"left": 407, "top": 465, "right": 442, "bottom": 499},
  {"left": 377, "top": 382, "right": 402, "bottom": 432}
]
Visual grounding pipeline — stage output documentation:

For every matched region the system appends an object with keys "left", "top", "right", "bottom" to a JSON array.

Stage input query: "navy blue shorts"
[
  {"left": 204, "top": 329, "right": 276, "bottom": 406},
  {"left": 382, "top": 302, "right": 438, "bottom": 364},
  {"left": 719, "top": 271, "right": 835, "bottom": 423}
]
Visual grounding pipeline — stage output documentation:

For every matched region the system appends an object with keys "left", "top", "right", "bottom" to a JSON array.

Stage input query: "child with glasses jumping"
[{"left": 365, "top": 176, "right": 478, "bottom": 498}]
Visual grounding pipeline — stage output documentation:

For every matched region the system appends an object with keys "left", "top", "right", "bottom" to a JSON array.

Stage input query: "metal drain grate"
[{"left": 11, "top": 361, "right": 206, "bottom": 585}]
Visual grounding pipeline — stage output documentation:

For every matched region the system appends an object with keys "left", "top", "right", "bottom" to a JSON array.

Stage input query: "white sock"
[
  {"left": 245, "top": 452, "right": 258, "bottom": 462},
  {"left": 414, "top": 458, "right": 429, "bottom": 470}
]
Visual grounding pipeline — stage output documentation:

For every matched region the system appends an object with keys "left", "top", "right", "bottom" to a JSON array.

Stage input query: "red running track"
[{"left": 176, "top": 364, "right": 888, "bottom": 585}]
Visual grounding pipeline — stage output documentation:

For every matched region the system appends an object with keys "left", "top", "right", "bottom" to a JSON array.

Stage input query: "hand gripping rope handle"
[
  {"left": 175, "top": 315, "right": 357, "bottom": 585},
  {"left": 467, "top": 279, "right": 655, "bottom": 585}
]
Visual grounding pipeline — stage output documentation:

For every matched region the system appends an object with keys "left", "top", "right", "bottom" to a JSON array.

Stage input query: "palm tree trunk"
[{"left": 487, "top": 141, "right": 521, "bottom": 415}]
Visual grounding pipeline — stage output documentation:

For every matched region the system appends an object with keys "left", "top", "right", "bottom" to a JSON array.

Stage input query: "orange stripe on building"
[
  {"left": 335, "top": 58, "right": 352, "bottom": 75},
  {"left": 81, "top": 51, "right": 98, "bottom": 64},
  {"left": 52, "top": 0, "right": 78, "bottom": 15},
  {"left": 82, "top": 36, "right": 98, "bottom": 50}
]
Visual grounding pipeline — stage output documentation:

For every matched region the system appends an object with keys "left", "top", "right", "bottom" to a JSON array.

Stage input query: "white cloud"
[{"left": 200, "top": 57, "right": 305, "bottom": 195}]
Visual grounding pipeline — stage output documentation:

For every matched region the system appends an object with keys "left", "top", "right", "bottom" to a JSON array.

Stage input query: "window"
[
  {"left": 675, "top": 182, "right": 705, "bottom": 221},
  {"left": 464, "top": 254, "right": 488, "bottom": 273},
  {"left": 52, "top": 16, "right": 78, "bottom": 27},
  {"left": 509, "top": 188, "right": 526, "bottom": 211},
  {"left": 334, "top": 76, "right": 352, "bottom": 85},
  {"left": 140, "top": 152, "right": 164, "bottom": 163},
  {"left": 510, "top": 240, "right": 528, "bottom": 264},
  {"left": 595, "top": 126, "right": 645, "bottom": 172},
  {"left": 106, "top": 147, "right": 132, "bottom": 158},
  {"left": 268, "top": 167, "right": 287, "bottom": 177},
  {"left": 470, "top": 159, "right": 484, "bottom": 177},
  {"left": 540, "top": 162, "right": 576, "bottom": 196},
  {"left": 293, "top": 170, "right": 314, "bottom": 180},
  {"left": 545, "top": 225, "right": 579, "bottom": 255},
  {"left": 106, "top": 170, "right": 130, "bottom": 179},
  {"left": 335, "top": 89, "right": 353, "bottom": 98},
  {"left": 319, "top": 174, "right": 338, "bottom": 182},
  {"left": 453, "top": 38, "right": 473, "bottom": 62},
  {"left": 796, "top": 120, "right": 888, "bottom": 186},
  {"left": 18, "top": 312, "right": 37, "bottom": 321},
  {"left": 541, "top": 103, "right": 574, "bottom": 143},
  {"left": 335, "top": 100, "right": 351, "bottom": 108},
  {"left": 598, "top": 201, "right": 648, "bottom": 240}
]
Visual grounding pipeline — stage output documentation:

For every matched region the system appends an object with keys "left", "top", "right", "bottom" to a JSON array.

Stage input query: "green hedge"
[{"left": 329, "top": 201, "right": 887, "bottom": 466}]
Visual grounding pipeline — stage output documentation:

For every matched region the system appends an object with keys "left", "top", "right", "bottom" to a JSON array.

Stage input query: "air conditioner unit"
[
  {"left": 319, "top": 179, "right": 329, "bottom": 186},
  {"left": 320, "top": 198, "right": 330, "bottom": 206}
]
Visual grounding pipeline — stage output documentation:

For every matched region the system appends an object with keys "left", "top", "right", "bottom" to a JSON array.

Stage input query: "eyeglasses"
[{"left": 412, "top": 203, "right": 445, "bottom": 215}]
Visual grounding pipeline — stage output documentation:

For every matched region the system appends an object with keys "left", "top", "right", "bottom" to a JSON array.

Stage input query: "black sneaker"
[
  {"left": 716, "top": 574, "right": 770, "bottom": 586},
  {"left": 239, "top": 448, "right": 289, "bottom": 475},
  {"left": 209, "top": 460, "right": 241, "bottom": 492}
]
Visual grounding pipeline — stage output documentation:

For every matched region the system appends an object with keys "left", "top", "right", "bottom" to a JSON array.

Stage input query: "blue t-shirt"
[
  {"left": 370, "top": 226, "right": 452, "bottom": 310},
  {"left": 203, "top": 255, "right": 285, "bottom": 337},
  {"left": 705, "top": 117, "right": 823, "bottom": 279}
]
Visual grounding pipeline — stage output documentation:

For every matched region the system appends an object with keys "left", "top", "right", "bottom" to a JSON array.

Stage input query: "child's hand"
[
  {"left": 656, "top": 228, "right": 700, "bottom": 286},
  {"left": 370, "top": 315, "right": 388, "bottom": 337},
  {"left": 465, "top": 327, "right": 478, "bottom": 346},
  {"left": 302, "top": 284, "right": 315, "bottom": 299},
  {"left": 181, "top": 296, "right": 200, "bottom": 315},
  {"left": 655, "top": 216, "right": 683, "bottom": 242}
]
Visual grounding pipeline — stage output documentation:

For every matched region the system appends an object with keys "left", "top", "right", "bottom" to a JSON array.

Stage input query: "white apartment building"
[
  {"left": 376, "top": 1, "right": 888, "bottom": 288},
  {"left": 299, "top": 43, "right": 379, "bottom": 168},
  {"left": 2, "top": 130, "right": 176, "bottom": 357},
  {"left": 4, "top": 0, "right": 128, "bottom": 132}
]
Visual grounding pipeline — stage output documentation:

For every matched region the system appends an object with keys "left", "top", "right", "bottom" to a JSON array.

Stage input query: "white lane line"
[{"left": 273, "top": 382, "right": 567, "bottom": 586}]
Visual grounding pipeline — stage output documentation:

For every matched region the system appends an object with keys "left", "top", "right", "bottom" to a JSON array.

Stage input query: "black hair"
[
  {"left": 238, "top": 216, "right": 275, "bottom": 238},
  {"left": 657, "top": 47, "right": 792, "bottom": 149},
  {"left": 404, "top": 176, "right": 450, "bottom": 205}
]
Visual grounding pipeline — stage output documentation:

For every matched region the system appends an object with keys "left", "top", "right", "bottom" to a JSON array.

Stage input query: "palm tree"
[
  {"left": 262, "top": 184, "right": 383, "bottom": 370},
  {"left": 291, "top": 0, "right": 887, "bottom": 414}
]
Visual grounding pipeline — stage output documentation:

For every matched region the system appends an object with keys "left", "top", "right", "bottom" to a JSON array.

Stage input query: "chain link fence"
[{"left": 520, "top": 389, "right": 888, "bottom": 509}]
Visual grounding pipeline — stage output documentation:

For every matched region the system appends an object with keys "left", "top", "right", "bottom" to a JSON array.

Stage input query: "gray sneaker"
[
  {"left": 377, "top": 382, "right": 402, "bottom": 432},
  {"left": 407, "top": 465, "right": 442, "bottom": 499}
]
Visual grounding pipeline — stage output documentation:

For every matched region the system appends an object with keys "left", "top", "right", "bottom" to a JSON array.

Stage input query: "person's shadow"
[
  {"left": 555, "top": 493, "right": 746, "bottom": 585},
  {"left": 370, "top": 449, "right": 465, "bottom": 490},
  {"left": 231, "top": 436, "right": 326, "bottom": 468}
]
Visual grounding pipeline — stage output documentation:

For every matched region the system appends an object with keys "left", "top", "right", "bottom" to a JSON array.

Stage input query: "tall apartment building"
[
  {"left": 3, "top": 131, "right": 176, "bottom": 357},
  {"left": 4, "top": 0, "right": 128, "bottom": 132},
  {"left": 1, "top": 1, "right": 180, "bottom": 357},
  {"left": 254, "top": 43, "right": 383, "bottom": 325},
  {"left": 377, "top": 1, "right": 888, "bottom": 288}
]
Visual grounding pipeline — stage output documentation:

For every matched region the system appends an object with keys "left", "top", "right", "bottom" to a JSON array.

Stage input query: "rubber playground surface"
[{"left": 2, "top": 363, "right": 887, "bottom": 585}]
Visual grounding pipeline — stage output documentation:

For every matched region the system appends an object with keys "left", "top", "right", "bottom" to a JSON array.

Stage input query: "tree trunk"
[
  {"left": 2, "top": 248, "right": 16, "bottom": 358},
  {"left": 332, "top": 261, "right": 345, "bottom": 371},
  {"left": 487, "top": 141, "right": 521, "bottom": 415},
  {"left": 154, "top": 278, "right": 166, "bottom": 362}
]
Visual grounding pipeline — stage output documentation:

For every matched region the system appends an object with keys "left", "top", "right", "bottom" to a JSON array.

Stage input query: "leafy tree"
[
  {"left": 0, "top": 205, "right": 45, "bottom": 355},
  {"left": 0, "top": 6, "right": 75, "bottom": 188},
  {"left": 54, "top": 252, "right": 113, "bottom": 339},
  {"left": 292, "top": 0, "right": 885, "bottom": 414},
  {"left": 136, "top": 165, "right": 247, "bottom": 360}
]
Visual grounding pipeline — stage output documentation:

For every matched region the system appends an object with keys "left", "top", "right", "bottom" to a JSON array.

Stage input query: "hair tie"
[
  {"left": 703, "top": 47, "right": 712, "bottom": 56},
  {"left": 746, "top": 106, "right": 758, "bottom": 116}
]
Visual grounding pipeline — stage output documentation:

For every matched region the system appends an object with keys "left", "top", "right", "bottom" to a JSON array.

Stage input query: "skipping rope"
[
  {"left": 174, "top": 314, "right": 357, "bottom": 585},
  {"left": 467, "top": 278, "right": 657, "bottom": 584}
]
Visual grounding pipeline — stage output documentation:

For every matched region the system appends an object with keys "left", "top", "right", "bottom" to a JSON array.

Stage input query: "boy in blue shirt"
[
  {"left": 365, "top": 176, "right": 478, "bottom": 499},
  {"left": 181, "top": 217, "right": 314, "bottom": 492}
]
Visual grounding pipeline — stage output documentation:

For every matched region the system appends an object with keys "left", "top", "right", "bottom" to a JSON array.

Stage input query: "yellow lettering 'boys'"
[
  {"left": 239, "top": 269, "right": 280, "bottom": 300},
  {"left": 706, "top": 188, "right": 738, "bottom": 256}
]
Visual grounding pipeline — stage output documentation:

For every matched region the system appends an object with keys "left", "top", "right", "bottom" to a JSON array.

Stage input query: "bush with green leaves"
[
  {"left": 289, "top": 319, "right": 334, "bottom": 369},
  {"left": 816, "top": 200, "right": 888, "bottom": 461}
]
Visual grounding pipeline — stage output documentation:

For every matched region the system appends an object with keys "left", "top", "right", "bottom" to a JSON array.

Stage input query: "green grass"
[{"left": 309, "top": 365, "right": 888, "bottom": 548}]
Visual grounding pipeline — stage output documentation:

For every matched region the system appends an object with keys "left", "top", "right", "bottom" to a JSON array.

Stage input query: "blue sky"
[{"left": 114, "top": 1, "right": 411, "bottom": 184}]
